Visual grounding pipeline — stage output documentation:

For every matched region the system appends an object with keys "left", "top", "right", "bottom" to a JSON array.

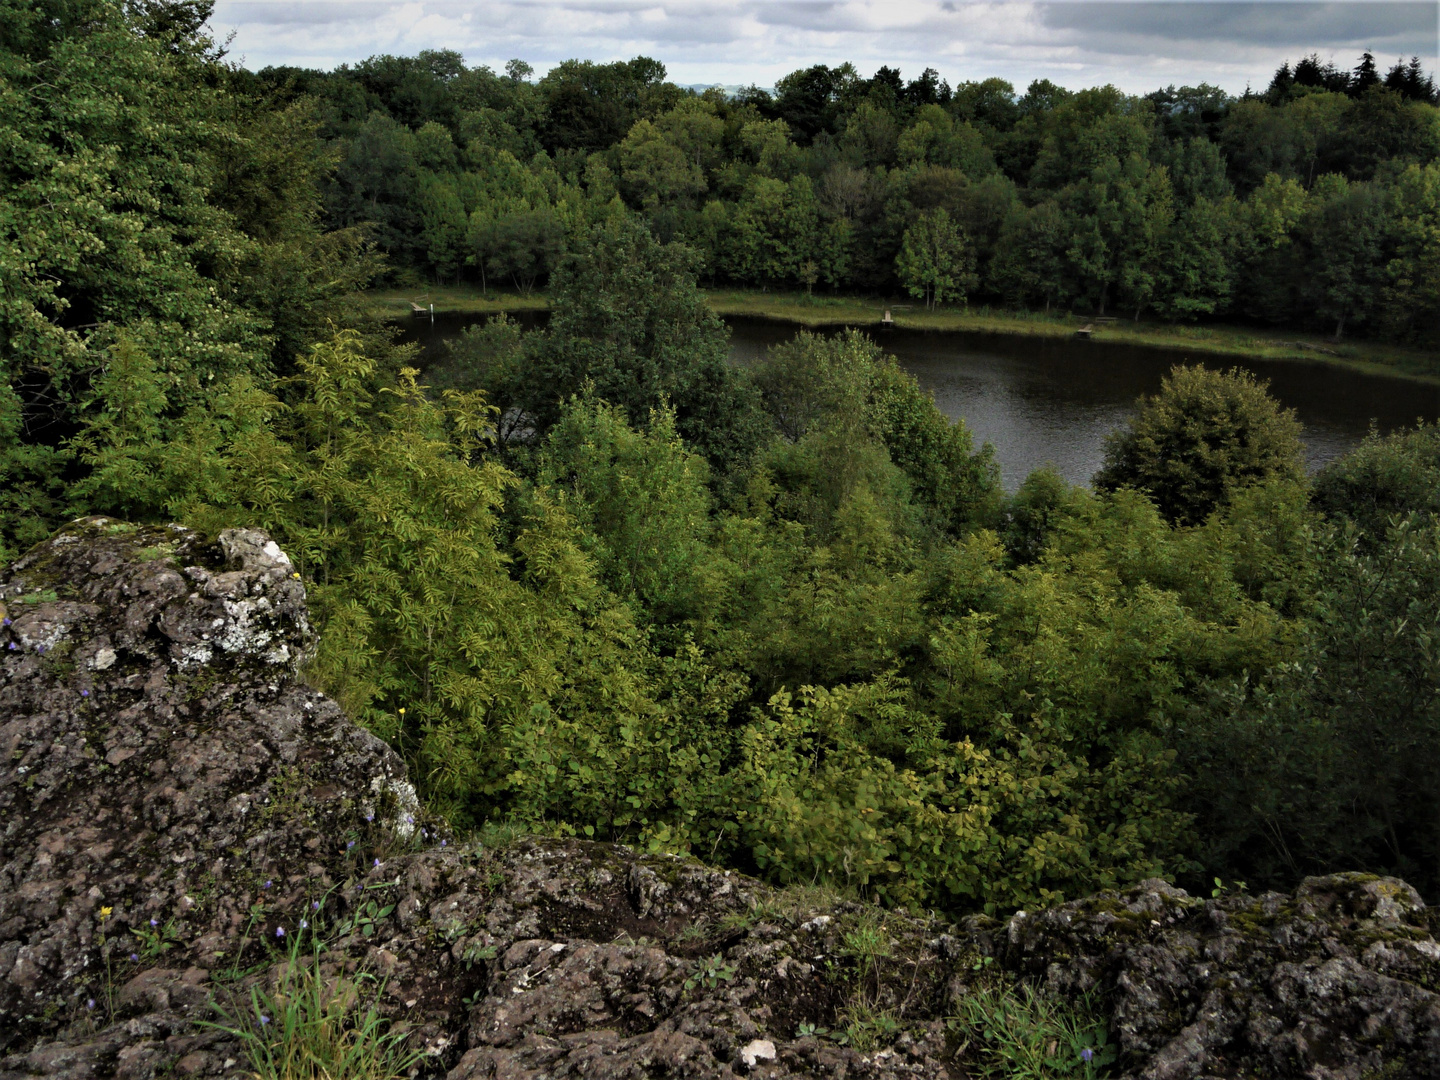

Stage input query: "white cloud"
[{"left": 211, "top": 1, "right": 1439, "bottom": 94}]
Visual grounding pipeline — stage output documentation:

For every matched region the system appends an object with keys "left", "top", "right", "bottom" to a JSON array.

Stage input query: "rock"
[
  {"left": 740, "top": 1038, "right": 776, "bottom": 1069},
  {"left": 2, "top": 520, "right": 1439, "bottom": 1079}
]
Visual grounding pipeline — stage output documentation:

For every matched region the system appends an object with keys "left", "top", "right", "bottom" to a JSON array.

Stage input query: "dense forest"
[
  {"left": 241, "top": 40, "right": 1440, "bottom": 342},
  {"left": 3, "top": 0, "right": 1439, "bottom": 918}
]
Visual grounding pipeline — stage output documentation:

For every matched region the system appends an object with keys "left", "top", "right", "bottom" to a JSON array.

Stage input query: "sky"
[{"left": 211, "top": 1, "right": 1440, "bottom": 96}]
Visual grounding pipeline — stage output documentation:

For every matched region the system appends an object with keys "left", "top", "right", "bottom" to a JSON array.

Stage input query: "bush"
[
  {"left": 1311, "top": 421, "right": 1440, "bottom": 539},
  {"left": 1094, "top": 365, "right": 1305, "bottom": 526}
]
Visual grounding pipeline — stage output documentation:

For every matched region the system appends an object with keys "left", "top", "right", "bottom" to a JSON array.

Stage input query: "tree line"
[
  {"left": 3, "top": 1, "right": 1439, "bottom": 915},
  {"left": 239, "top": 45, "right": 1440, "bottom": 342}
]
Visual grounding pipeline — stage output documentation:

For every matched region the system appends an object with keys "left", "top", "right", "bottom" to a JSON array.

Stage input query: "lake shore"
[{"left": 366, "top": 285, "right": 1440, "bottom": 384}]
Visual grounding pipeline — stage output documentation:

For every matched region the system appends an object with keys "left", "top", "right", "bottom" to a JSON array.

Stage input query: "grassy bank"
[
  {"left": 365, "top": 284, "right": 551, "bottom": 319},
  {"left": 366, "top": 285, "right": 1440, "bottom": 384}
]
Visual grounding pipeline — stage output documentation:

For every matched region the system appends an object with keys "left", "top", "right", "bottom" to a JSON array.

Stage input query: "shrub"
[{"left": 1094, "top": 365, "right": 1304, "bottom": 526}]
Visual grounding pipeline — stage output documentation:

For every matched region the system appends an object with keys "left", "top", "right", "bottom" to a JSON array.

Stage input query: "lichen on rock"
[{"left": 2, "top": 521, "right": 1438, "bottom": 1079}]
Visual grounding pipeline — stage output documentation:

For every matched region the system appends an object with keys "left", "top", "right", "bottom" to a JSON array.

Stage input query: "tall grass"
[
  {"left": 952, "top": 983, "right": 1116, "bottom": 1080},
  {"left": 208, "top": 936, "right": 424, "bottom": 1080}
]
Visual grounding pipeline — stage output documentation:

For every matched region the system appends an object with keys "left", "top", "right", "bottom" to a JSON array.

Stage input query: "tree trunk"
[{"left": 1333, "top": 311, "right": 1347, "bottom": 341}]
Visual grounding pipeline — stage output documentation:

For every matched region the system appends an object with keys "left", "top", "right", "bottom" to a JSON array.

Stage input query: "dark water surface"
[{"left": 399, "top": 311, "right": 1440, "bottom": 490}]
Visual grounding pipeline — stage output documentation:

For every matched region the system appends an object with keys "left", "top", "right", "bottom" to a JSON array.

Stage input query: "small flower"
[
  {"left": 346, "top": 840, "right": 355, "bottom": 850},
  {"left": 130, "top": 953, "right": 138, "bottom": 962},
  {"left": 7, "top": 642, "right": 14, "bottom": 650},
  {"left": 276, "top": 927, "right": 285, "bottom": 938},
  {"left": 1, "top": 616, "right": 10, "bottom": 625},
  {"left": 364, "top": 813, "right": 374, "bottom": 823},
  {"left": 258, "top": 1014, "right": 270, "bottom": 1026},
  {"left": 299, "top": 919, "right": 308, "bottom": 929},
  {"left": 405, "top": 815, "right": 414, "bottom": 825},
  {"left": 99, "top": 906, "right": 113, "bottom": 919},
  {"left": 373, "top": 858, "right": 381, "bottom": 868},
  {"left": 149, "top": 918, "right": 158, "bottom": 928},
  {"left": 1081, "top": 1048, "right": 1094, "bottom": 1064},
  {"left": 441, "top": 839, "right": 447, "bottom": 847},
  {"left": 398, "top": 707, "right": 405, "bottom": 715},
  {"left": 87, "top": 998, "right": 95, "bottom": 1010},
  {"left": 312, "top": 900, "right": 320, "bottom": 910},
  {"left": 80, "top": 689, "right": 89, "bottom": 697},
  {"left": 264, "top": 880, "right": 272, "bottom": 889}
]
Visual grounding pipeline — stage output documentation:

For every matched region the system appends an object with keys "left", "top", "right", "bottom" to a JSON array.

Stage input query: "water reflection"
[{"left": 398, "top": 312, "right": 1440, "bottom": 491}]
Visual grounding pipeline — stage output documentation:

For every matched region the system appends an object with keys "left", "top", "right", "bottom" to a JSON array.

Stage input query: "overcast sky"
[{"left": 211, "top": 1, "right": 1440, "bottom": 96}]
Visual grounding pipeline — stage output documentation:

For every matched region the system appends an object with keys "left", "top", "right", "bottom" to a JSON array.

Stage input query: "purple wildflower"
[
  {"left": 130, "top": 953, "right": 138, "bottom": 962},
  {"left": 1081, "top": 1049, "right": 1094, "bottom": 1063},
  {"left": 373, "top": 858, "right": 381, "bottom": 868},
  {"left": 81, "top": 689, "right": 89, "bottom": 697},
  {"left": 87, "top": 999, "right": 95, "bottom": 1010},
  {"left": 258, "top": 1015, "right": 270, "bottom": 1026},
  {"left": 276, "top": 927, "right": 284, "bottom": 938},
  {"left": 7, "top": 642, "right": 14, "bottom": 650},
  {"left": 346, "top": 840, "right": 354, "bottom": 850},
  {"left": 264, "top": 880, "right": 272, "bottom": 889},
  {"left": 2, "top": 616, "right": 10, "bottom": 625},
  {"left": 299, "top": 919, "right": 308, "bottom": 929},
  {"left": 149, "top": 918, "right": 158, "bottom": 928},
  {"left": 312, "top": 900, "right": 320, "bottom": 910}
]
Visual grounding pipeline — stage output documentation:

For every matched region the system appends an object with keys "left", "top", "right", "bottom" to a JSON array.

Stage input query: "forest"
[
  {"left": 2, "top": 0, "right": 1439, "bottom": 918},
  {"left": 242, "top": 38, "right": 1440, "bottom": 342}
]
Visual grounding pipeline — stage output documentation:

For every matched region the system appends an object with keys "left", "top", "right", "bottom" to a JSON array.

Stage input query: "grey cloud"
[
  {"left": 212, "top": 1, "right": 1438, "bottom": 92},
  {"left": 1042, "top": 2, "right": 1437, "bottom": 51}
]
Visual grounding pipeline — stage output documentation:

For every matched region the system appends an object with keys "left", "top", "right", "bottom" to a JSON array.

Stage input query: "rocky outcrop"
[{"left": 2, "top": 520, "right": 1438, "bottom": 1079}]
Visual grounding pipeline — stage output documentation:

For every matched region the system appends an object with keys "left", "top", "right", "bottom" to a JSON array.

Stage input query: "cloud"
[{"left": 211, "top": 1, "right": 1439, "bottom": 94}]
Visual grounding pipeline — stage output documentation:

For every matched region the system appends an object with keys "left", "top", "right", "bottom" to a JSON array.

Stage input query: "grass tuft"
[
  {"left": 206, "top": 936, "right": 424, "bottom": 1080},
  {"left": 951, "top": 983, "right": 1116, "bottom": 1079}
]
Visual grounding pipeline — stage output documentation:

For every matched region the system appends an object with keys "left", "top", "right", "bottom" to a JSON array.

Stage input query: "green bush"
[{"left": 1094, "top": 365, "right": 1304, "bottom": 526}]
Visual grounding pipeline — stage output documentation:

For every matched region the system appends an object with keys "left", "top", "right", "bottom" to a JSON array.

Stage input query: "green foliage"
[
  {"left": 897, "top": 208, "right": 977, "bottom": 308},
  {"left": 1179, "top": 512, "right": 1440, "bottom": 897},
  {"left": 10, "top": 6, "right": 1440, "bottom": 921},
  {"left": 518, "top": 218, "right": 768, "bottom": 474},
  {"left": 539, "top": 397, "right": 713, "bottom": 626},
  {"left": 225, "top": 39, "right": 1440, "bottom": 345},
  {"left": 0, "top": 0, "right": 378, "bottom": 557},
  {"left": 750, "top": 329, "right": 999, "bottom": 534},
  {"left": 1312, "top": 422, "right": 1440, "bottom": 540},
  {"left": 1095, "top": 365, "right": 1305, "bottom": 525}
]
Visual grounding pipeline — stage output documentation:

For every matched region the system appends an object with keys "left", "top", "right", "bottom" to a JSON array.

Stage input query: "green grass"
[
  {"left": 951, "top": 984, "right": 1116, "bottom": 1080},
  {"left": 705, "top": 289, "right": 1440, "bottom": 383},
  {"left": 206, "top": 935, "right": 424, "bottom": 1080},
  {"left": 364, "top": 284, "right": 1440, "bottom": 384},
  {"left": 364, "top": 283, "right": 550, "bottom": 320}
]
